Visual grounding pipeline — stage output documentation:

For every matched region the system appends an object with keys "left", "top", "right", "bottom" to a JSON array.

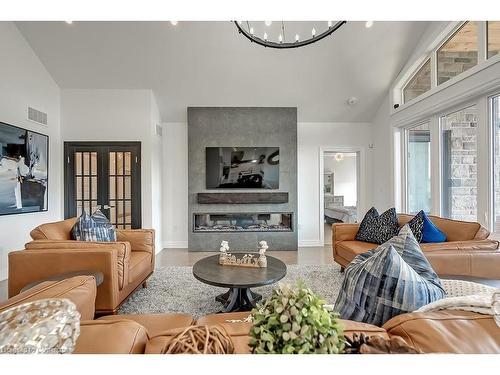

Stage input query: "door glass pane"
[
  {"left": 403, "top": 59, "right": 431, "bottom": 103},
  {"left": 493, "top": 95, "right": 500, "bottom": 236},
  {"left": 83, "top": 152, "right": 90, "bottom": 176},
  {"left": 109, "top": 151, "right": 130, "bottom": 229},
  {"left": 440, "top": 105, "right": 478, "bottom": 221},
  {"left": 90, "top": 152, "right": 97, "bottom": 175},
  {"left": 437, "top": 22, "right": 478, "bottom": 85},
  {"left": 488, "top": 21, "right": 500, "bottom": 58},
  {"left": 109, "top": 152, "right": 115, "bottom": 175},
  {"left": 124, "top": 152, "right": 132, "bottom": 175},
  {"left": 406, "top": 123, "right": 431, "bottom": 214}
]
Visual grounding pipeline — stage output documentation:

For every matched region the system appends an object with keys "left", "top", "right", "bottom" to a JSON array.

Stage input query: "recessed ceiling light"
[
  {"left": 170, "top": 21, "right": 178, "bottom": 26},
  {"left": 265, "top": 21, "right": 272, "bottom": 26},
  {"left": 347, "top": 97, "right": 359, "bottom": 105},
  {"left": 65, "top": 21, "right": 73, "bottom": 25},
  {"left": 365, "top": 21, "right": 374, "bottom": 28}
]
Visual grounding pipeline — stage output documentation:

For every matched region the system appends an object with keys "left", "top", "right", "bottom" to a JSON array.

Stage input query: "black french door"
[{"left": 64, "top": 142, "right": 142, "bottom": 229}]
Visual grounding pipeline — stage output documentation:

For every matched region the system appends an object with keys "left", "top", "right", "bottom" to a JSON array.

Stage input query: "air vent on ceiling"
[
  {"left": 27, "top": 106, "right": 48, "bottom": 126},
  {"left": 155, "top": 124, "right": 163, "bottom": 136}
]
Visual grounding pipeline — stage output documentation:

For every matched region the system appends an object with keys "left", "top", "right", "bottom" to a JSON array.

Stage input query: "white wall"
[
  {"left": 61, "top": 89, "right": 163, "bottom": 251},
  {"left": 324, "top": 153, "right": 357, "bottom": 207},
  {"left": 0, "top": 22, "right": 62, "bottom": 280},
  {"left": 162, "top": 122, "right": 188, "bottom": 248},
  {"left": 371, "top": 94, "right": 397, "bottom": 212}
]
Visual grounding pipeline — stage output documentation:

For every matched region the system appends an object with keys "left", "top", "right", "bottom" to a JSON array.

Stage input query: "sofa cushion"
[
  {"left": 398, "top": 214, "right": 485, "bottom": 241},
  {"left": 129, "top": 251, "right": 152, "bottom": 283},
  {"left": 355, "top": 207, "right": 399, "bottom": 245},
  {"left": 383, "top": 310, "right": 500, "bottom": 353},
  {"left": 98, "top": 313, "right": 194, "bottom": 337},
  {"left": 0, "top": 275, "right": 97, "bottom": 320},
  {"left": 71, "top": 210, "right": 117, "bottom": 242},
  {"left": 335, "top": 226, "right": 445, "bottom": 326},
  {"left": 405, "top": 210, "right": 424, "bottom": 242},
  {"left": 75, "top": 320, "right": 148, "bottom": 354}
]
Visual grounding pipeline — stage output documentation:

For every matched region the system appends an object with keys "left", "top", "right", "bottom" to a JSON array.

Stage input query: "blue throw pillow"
[
  {"left": 421, "top": 212, "right": 446, "bottom": 243},
  {"left": 334, "top": 225, "right": 445, "bottom": 326},
  {"left": 71, "top": 209, "right": 117, "bottom": 242}
]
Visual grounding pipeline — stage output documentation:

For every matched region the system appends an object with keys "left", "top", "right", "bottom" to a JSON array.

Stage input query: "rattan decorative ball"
[{"left": 163, "top": 325, "right": 235, "bottom": 354}]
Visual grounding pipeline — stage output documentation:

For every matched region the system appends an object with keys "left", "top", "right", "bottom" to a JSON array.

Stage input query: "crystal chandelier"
[{"left": 234, "top": 21, "right": 346, "bottom": 49}]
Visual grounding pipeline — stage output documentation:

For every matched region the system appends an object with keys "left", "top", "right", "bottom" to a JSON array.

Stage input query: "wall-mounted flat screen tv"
[{"left": 206, "top": 147, "right": 279, "bottom": 189}]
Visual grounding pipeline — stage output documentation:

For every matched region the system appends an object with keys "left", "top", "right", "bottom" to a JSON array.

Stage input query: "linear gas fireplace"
[{"left": 193, "top": 212, "right": 293, "bottom": 233}]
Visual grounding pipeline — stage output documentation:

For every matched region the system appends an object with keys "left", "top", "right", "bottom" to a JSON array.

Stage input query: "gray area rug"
[{"left": 119, "top": 264, "right": 344, "bottom": 318}]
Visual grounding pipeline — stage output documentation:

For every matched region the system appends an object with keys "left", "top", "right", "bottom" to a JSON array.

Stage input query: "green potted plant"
[{"left": 249, "top": 281, "right": 345, "bottom": 354}]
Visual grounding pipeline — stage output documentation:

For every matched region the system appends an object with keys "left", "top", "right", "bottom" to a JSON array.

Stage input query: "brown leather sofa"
[
  {"left": 333, "top": 214, "right": 500, "bottom": 279},
  {"left": 2, "top": 276, "right": 499, "bottom": 353},
  {"left": 7, "top": 218, "right": 155, "bottom": 315}
]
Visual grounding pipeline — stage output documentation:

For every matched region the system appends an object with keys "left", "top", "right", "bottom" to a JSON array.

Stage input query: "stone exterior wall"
[
  {"left": 437, "top": 51, "right": 477, "bottom": 85},
  {"left": 443, "top": 106, "right": 478, "bottom": 221}
]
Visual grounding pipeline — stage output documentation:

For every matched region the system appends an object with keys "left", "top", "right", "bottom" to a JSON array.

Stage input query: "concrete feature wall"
[{"left": 187, "top": 107, "right": 298, "bottom": 251}]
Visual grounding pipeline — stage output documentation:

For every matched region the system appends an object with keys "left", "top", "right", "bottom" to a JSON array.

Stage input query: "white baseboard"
[
  {"left": 162, "top": 241, "right": 188, "bottom": 249},
  {"left": 298, "top": 240, "right": 323, "bottom": 247}
]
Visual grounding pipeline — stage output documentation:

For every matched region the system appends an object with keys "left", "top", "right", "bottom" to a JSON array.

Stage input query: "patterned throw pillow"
[
  {"left": 71, "top": 209, "right": 117, "bottom": 242},
  {"left": 355, "top": 207, "right": 399, "bottom": 244},
  {"left": 335, "top": 225, "right": 445, "bottom": 326},
  {"left": 404, "top": 210, "right": 424, "bottom": 242}
]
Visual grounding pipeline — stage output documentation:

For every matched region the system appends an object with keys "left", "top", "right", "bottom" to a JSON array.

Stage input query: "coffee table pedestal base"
[{"left": 216, "top": 287, "right": 262, "bottom": 313}]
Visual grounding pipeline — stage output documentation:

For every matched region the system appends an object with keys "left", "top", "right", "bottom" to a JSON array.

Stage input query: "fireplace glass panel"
[{"left": 194, "top": 213, "right": 292, "bottom": 232}]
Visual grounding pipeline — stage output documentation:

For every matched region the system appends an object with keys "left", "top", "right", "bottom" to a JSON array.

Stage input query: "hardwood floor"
[{"left": 0, "top": 246, "right": 334, "bottom": 303}]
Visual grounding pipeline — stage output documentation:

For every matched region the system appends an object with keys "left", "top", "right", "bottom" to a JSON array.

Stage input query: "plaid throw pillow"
[
  {"left": 335, "top": 225, "right": 445, "bottom": 326},
  {"left": 71, "top": 209, "right": 117, "bottom": 242}
]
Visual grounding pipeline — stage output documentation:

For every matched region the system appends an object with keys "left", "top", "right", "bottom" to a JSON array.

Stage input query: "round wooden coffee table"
[{"left": 193, "top": 255, "right": 287, "bottom": 313}]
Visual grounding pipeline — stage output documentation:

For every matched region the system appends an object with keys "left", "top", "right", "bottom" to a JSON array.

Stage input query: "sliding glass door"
[
  {"left": 406, "top": 123, "right": 431, "bottom": 214},
  {"left": 440, "top": 105, "right": 478, "bottom": 221}
]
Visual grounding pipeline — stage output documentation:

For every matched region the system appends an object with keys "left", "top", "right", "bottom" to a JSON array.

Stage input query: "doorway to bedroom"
[{"left": 322, "top": 150, "right": 360, "bottom": 245}]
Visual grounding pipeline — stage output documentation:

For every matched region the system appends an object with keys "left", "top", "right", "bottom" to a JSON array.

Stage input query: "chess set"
[{"left": 218, "top": 240, "right": 268, "bottom": 268}]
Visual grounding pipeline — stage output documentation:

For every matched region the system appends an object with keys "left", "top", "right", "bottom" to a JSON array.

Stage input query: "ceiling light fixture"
[
  {"left": 234, "top": 21, "right": 346, "bottom": 49},
  {"left": 170, "top": 21, "right": 178, "bottom": 26},
  {"left": 264, "top": 21, "right": 272, "bottom": 26},
  {"left": 65, "top": 21, "right": 73, "bottom": 24},
  {"left": 335, "top": 153, "right": 344, "bottom": 162},
  {"left": 365, "top": 21, "right": 374, "bottom": 28}
]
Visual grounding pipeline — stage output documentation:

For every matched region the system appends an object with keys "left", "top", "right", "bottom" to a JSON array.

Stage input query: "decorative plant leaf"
[{"left": 249, "top": 280, "right": 345, "bottom": 354}]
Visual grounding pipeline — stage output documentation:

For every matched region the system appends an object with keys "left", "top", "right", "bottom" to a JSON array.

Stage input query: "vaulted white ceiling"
[{"left": 16, "top": 21, "right": 431, "bottom": 122}]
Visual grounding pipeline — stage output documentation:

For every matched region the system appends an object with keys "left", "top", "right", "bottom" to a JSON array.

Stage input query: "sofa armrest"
[
  {"left": 0, "top": 275, "right": 97, "bottom": 320},
  {"left": 9, "top": 248, "right": 122, "bottom": 312},
  {"left": 332, "top": 223, "right": 360, "bottom": 243},
  {"left": 25, "top": 240, "right": 130, "bottom": 290},
  {"left": 116, "top": 229, "right": 155, "bottom": 255}
]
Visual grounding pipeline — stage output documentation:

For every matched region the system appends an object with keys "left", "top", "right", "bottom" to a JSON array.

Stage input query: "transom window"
[
  {"left": 403, "top": 59, "right": 431, "bottom": 104},
  {"left": 437, "top": 22, "right": 478, "bottom": 85},
  {"left": 488, "top": 21, "right": 500, "bottom": 58}
]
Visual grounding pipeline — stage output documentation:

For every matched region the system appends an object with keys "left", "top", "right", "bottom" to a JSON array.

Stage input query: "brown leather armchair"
[{"left": 8, "top": 218, "right": 155, "bottom": 315}]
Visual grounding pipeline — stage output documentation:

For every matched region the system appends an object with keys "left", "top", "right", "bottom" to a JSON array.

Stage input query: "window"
[
  {"left": 440, "top": 105, "right": 478, "bottom": 221},
  {"left": 488, "top": 21, "right": 500, "bottom": 58},
  {"left": 437, "top": 22, "right": 478, "bottom": 85},
  {"left": 403, "top": 59, "right": 431, "bottom": 103},
  {"left": 406, "top": 123, "right": 432, "bottom": 214},
  {"left": 492, "top": 95, "right": 500, "bottom": 235}
]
